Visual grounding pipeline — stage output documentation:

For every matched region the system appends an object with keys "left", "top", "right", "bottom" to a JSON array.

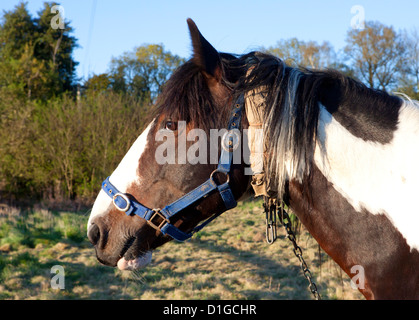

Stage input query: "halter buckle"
[
  {"left": 147, "top": 209, "right": 170, "bottom": 231},
  {"left": 112, "top": 193, "right": 131, "bottom": 212}
]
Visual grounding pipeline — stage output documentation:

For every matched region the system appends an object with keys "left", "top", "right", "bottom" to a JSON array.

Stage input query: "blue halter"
[{"left": 101, "top": 94, "right": 244, "bottom": 241}]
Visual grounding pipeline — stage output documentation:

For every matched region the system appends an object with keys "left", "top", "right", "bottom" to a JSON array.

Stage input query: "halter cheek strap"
[{"left": 101, "top": 94, "right": 244, "bottom": 242}]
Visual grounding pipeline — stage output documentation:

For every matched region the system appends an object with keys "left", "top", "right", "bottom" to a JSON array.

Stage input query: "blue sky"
[{"left": 2, "top": 1, "right": 419, "bottom": 80}]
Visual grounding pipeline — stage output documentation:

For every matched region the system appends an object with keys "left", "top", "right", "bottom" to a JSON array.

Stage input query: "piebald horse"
[{"left": 87, "top": 19, "right": 419, "bottom": 299}]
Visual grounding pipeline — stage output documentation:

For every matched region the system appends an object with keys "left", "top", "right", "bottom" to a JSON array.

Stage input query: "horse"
[{"left": 87, "top": 19, "right": 419, "bottom": 299}]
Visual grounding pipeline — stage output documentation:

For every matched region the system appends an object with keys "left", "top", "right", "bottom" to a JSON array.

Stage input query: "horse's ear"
[{"left": 187, "top": 18, "right": 222, "bottom": 81}]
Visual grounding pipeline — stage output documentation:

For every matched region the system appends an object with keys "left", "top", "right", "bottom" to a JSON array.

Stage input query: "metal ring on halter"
[
  {"left": 112, "top": 193, "right": 131, "bottom": 212},
  {"left": 210, "top": 169, "right": 230, "bottom": 185}
]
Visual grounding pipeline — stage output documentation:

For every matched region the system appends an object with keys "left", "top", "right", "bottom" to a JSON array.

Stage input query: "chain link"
[{"left": 278, "top": 203, "right": 321, "bottom": 300}]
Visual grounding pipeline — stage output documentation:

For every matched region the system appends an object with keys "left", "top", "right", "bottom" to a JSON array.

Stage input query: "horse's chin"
[{"left": 117, "top": 251, "right": 152, "bottom": 271}]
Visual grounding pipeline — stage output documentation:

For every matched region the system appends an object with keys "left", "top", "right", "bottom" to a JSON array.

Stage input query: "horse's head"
[{"left": 87, "top": 19, "right": 251, "bottom": 270}]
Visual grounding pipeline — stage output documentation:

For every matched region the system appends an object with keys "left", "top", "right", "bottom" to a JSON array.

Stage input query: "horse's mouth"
[
  {"left": 116, "top": 236, "right": 152, "bottom": 271},
  {"left": 117, "top": 251, "right": 152, "bottom": 271}
]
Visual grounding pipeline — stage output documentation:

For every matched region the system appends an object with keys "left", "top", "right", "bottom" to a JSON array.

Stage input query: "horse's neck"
[
  {"left": 313, "top": 101, "right": 419, "bottom": 252},
  {"left": 288, "top": 165, "right": 419, "bottom": 299},
  {"left": 286, "top": 100, "right": 419, "bottom": 299}
]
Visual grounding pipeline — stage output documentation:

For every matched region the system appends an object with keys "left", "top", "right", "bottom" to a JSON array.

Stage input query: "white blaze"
[{"left": 88, "top": 121, "right": 154, "bottom": 226}]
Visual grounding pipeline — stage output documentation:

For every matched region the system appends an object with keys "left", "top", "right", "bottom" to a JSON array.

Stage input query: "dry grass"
[{"left": 0, "top": 200, "right": 364, "bottom": 300}]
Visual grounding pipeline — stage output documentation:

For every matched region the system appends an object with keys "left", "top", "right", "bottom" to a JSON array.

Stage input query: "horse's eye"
[{"left": 165, "top": 121, "right": 177, "bottom": 131}]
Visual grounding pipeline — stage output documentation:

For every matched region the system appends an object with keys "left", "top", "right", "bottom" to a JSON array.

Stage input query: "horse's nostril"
[{"left": 88, "top": 223, "right": 100, "bottom": 246}]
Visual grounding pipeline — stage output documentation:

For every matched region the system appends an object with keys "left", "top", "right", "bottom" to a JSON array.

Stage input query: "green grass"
[
  {"left": 0, "top": 200, "right": 364, "bottom": 300},
  {"left": 0, "top": 208, "right": 85, "bottom": 250}
]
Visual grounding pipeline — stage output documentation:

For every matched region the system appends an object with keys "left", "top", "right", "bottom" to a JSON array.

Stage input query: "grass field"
[{"left": 0, "top": 199, "right": 363, "bottom": 300}]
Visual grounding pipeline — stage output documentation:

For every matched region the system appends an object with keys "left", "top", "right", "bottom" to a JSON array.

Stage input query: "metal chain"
[
  {"left": 263, "top": 197, "right": 321, "bottom": 300},
  {"left": 278, "top": 202, "right": 321, "bottom": 300}
]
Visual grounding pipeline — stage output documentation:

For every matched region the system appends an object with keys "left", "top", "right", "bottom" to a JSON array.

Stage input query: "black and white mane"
[{"left": 221, "top": 52, "right": 402, "bottom": 198}]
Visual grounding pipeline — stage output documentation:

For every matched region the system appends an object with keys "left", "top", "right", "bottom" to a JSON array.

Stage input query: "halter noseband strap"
[{"left": 101, "top": 94, "right": 245, "bottom": 242}]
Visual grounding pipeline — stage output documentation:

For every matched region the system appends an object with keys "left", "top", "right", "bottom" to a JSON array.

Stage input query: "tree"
[
  {"left": 300, "top": 40, "right": 335, "bottom": 69},
  {"left": 84, "top": 73, "right": 111, "bottom": 93},
  {"left": 0, "top": 2, "right": 78, "bottom": 100},
  {"left": 108, "top": 44, "right": 184, "bottom": 101},
  {"left": 265, "top": 38, "right": 336, "bottom": 69},
  {"left": 398, "top": 28, "right": 419, "bottom": 98},
  {"left": 344, "top": 21, "right": 406, "bottom": 91},
  {"left": 0, "top": 2, "right": 37, "bottom": 99},
  {"left": 265, "top": 38, "right": 302, "bottom": 66},
  {"left": 35, "top": 2, "right": 78, "bottom": 94},
  {"left": 0, "top": 2, "right": 34, "bottom": 59}
]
